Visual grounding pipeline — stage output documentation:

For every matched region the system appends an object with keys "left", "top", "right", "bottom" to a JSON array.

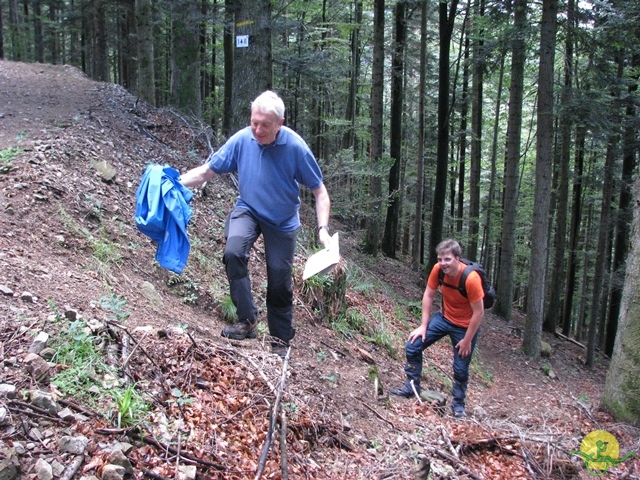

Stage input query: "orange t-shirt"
[{"left": 427, "top": 262, "right": 483, "bottom": 328}]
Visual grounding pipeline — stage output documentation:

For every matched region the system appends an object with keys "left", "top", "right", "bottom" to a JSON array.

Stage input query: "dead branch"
[
  {"left": 246, "top": 355, "right": 277, "bottom": 393},
  {"left": 129, "top": 431, "right": 226, "bottom": 471},
  {"left": 425, "top": 446, "right": 483, "bottom": 480},
  {"left": 7, "top": 400, "right": 67, "bottom": 424},
  {"left": 439, "top": 425, "right": 458, "bottom": 459},
  {"left": 255, "top": 346, "right": 291, "bottom": 480},
  {"left": 555, "top": 331, "right": 586, "bottom": 349},
  {"left": 411, "top": 380, "right": 423, "bottom": 403},
  {"left": 58, "top": 398, "right": 101, "bottom": 417},
  {"left": 280, "top": 405, "right": 289, "bottom": 480},
  {"left": 360, "top": 400, "right": 396, "bottom": 430},
  {"left": 141, "top": 467, "right": 172, "bottom": 480},
  {"left": 59, "top": 455, "right": 83, "bottom": 480}
]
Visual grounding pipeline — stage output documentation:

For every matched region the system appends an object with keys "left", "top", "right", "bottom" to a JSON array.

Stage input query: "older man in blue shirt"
[{"left": 180, "top": 91, "right": 331, "bottom": 357}]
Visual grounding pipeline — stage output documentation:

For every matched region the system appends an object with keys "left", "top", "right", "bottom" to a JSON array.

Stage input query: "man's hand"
[
  {"left": 318, "top": 227, "right": 331, "bottom": 249},
  {"left": 408, "top": 324, "right": 427, "bottom": 344},
  {"left": 455, "top": 337, "right": 473, "bottom": 358}
]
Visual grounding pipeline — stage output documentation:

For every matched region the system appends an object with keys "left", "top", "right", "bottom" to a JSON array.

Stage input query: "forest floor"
[{"left": 0, "top": 60, "right": 638, "bottom": 480}]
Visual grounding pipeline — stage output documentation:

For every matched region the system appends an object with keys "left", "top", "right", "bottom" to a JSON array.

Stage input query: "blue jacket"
[{"left": 135, "top": 164, "right": 193, "bottom": 274}]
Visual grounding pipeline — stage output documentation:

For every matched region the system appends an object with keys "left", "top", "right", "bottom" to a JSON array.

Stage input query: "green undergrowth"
[
  {"left": 0, "top": 147, "right": 21, "bottom": 173},
  {"left": 48, "top": 297, "right": 150, "bottom": 428}
]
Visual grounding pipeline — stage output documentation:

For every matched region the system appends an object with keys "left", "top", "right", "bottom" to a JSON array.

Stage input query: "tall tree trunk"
[
  {"left": 229, "top": 0, "right": 272, "bottom": 132},
  {"left": 412, "top": 0, "right": 428, "bottom": 270},
  {"left": 427, "top": 0, "right": 459, "bottom": 269},
  {"left": 601, "top": 175, "right": 640, "bottom": 426},
  {"left": 342, "top": 0, "right": 362, "bottom": 150},
  {"left": 467, "top": 0, "right": 484, "bottom": 260},
  {"left": 457, "top": 26, "right": 469, "bottom": 234},
  {"left": 119, "top": 0, "right": 136, "bottom": 91},
  {"left": 94, "top": 0, "right": 110, "bottom": 81},
  {"left": 47, "top": 0, "right": 59, "bottom": 64},
  {"left": 481, "top": 55, "right": 504, "bottom": 274},
  {"left": 382, "top": 0, "right": 407, "bottom": 258},
  {"left": 171, "top": 0, "right": 201, "bottom": 116},
  {"left": 523, "top": 0, "right": 557, "bottom": 359},
  {"left": 493, "top": 0, "right": 527, "bottom": 320},
  {"left": 223, "top": 0, "right": 234, "bottom": 137},
  {"left": 606, "top": 63, "right": 638, "bottom": 356},
  {"left": 364, "top": 0, "right": 384, "bottom": 256},
  {"left": 9, "top": 0, "right": 23, "bottom": 60},
  {"left": 34, "top": 0, "right": 44, "bottom": 62},
  {"left": 136, "top": 0, "right": 155, "bottom": 106},
  {"left": 586, "top": 132, "right": 618, "bottom": 367},
  {"left": 561, "top": 123, "right": 585, "bottom": 335},
  {"left": 0, "top": 4, "right": 4, "bottom": 59},
  {"left": 544, "top": 0, "right": 574, "bottom": 334}
]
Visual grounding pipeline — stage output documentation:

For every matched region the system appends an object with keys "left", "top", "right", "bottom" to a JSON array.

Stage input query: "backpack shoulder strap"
[{"left": 458, "top": 263, "right": 473, "bottom": 297}]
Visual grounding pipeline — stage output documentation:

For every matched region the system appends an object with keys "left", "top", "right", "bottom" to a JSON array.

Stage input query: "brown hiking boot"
[{"left": 221, "top": 320, "right": 258, "bottom": 340}]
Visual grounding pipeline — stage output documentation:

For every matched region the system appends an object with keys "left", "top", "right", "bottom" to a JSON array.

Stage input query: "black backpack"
[{"left": 438, "top": 258, "right": 496, "bottom": 309}]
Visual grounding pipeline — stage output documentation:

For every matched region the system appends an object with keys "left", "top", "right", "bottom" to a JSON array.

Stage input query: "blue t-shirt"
[{"left": 207, "top": 125, "right": 323, "bottom": 231}]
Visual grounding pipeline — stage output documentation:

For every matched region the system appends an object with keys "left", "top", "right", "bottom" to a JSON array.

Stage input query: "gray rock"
[
  {"left": 473, "top": 406, "right": 487, "bottom": 420},
  {"left": 108, "top": 449, "right": 133, "bottom": 475},
  {"left": 0, "top": 447, "right": 20, "bottom": 480},
  {"left": 50, "top": 459, "right": 65, "bottom": 477},
  {"left": 57, "top": 407, "right": 76, "bottom": 422},
  {"left": 0, "top": 285, "right": 13, "bottom": 296},
  {"left": 24, "top": 354, "right": 51, "bottom": 384},
  {"left": 176, "top": 465, "right": 197, "bottom": 480},
  {"left": 0, "top": 384, "right": 17, "bottom": 399},
  {"left": 39, "top": 348, "right": 56, "bottom": 361},
  {"left": 95, "top": 161, "right": 117, "bottom": 182},
  {"left": 59, "top": 435, "right": 89, "bottom": 454},
  {"left": 12, "top": 443, "right": 25, "bottom": 455},
  {"left": 100, "top": 464, "right": 125, "bottom": 480},
  {"left": 29, "top": 332, "right": 50, "bottom": 354},
  {"left": 29, "top": 428, "right": 44, "bottom": 442},
  {"left": 28, "top": 390, "right": 58, "bottom": 415},
  {"left": 20, "top": 292, "right": 34, "bottom": 303},
  {"left": 0, "top": 407, "right": 8, "bottom": 426},
  {"left": 141, "top": 281, "right": 163, "bottom": 307},
  {"left": 34, "top": 458, "right": 53, "bottom": 480},
  {"left": 541, "top": 341, "right": 552, "bottom": 357}
]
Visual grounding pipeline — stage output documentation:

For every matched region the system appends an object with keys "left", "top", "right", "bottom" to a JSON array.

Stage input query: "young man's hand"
[{"left": 408, "top": 324, "right": 427, "bottom": 344}]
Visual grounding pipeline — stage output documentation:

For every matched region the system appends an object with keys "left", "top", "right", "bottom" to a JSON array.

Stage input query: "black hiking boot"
[
  {"left": 389, "top": 381, "right": 420, "bottom": 398},
  {"left": 221, "top": 320, "right": 258, "bottom": 340}
]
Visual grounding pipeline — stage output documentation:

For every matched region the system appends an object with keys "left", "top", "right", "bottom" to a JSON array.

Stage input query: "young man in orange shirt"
[{"left": 390, "top": 239, "right": 484, "bottom": 418}]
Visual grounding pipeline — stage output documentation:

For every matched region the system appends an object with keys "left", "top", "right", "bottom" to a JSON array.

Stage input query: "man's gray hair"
[
  {"left": 251, "top": 90, "right": 285, "bottom": 120},
  {"left": 436, "top": 239, "right": 462, "bottom": 258}
]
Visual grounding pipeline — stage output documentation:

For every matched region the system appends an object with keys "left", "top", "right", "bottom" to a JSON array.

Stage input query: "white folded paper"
[{"left": 302, "top": 232, "right": 340, "bottom": 280}]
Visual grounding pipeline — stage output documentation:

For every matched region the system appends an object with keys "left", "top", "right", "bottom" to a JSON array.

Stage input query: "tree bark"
[
  {"left": 467, "top": 0, "right": 484, "bottom": 260},
  {"left": 136, "top": 0, "right": 155, "bottom": 106},
  {"left": 601, "top": 175, "right": 640, "bottom": 426},
  {"left": 606, "top": 66, "right": 638, "bottom": 356},
  {"left": 229, "top": 0, "right": 272, "bottom": 133},
  {"left": 382, "top": 0, "right": 407, "bottom": 258},
  {"left": 586, "top": 132, "right": 617, "bottom": 368},
  {"left": 364, "top": 0, "right": 384, "bottom": 256},
  {"left": 544, "top": 0, "right": 573, "bottom": 334},
  {"left": 493, "top": 0, "right": 527, "bottom": 320},
  {"left": 427, "top": 0, "right": 459, "bottom": 270},
  {"left": 412, "top": 0, "right": 428, "bottom": 270},
  {"left": 171, "top": 0, "right": 202, "bottom": 116},
  {"left": 524, "top": 0, "right": 557, "bottom": 359}
]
